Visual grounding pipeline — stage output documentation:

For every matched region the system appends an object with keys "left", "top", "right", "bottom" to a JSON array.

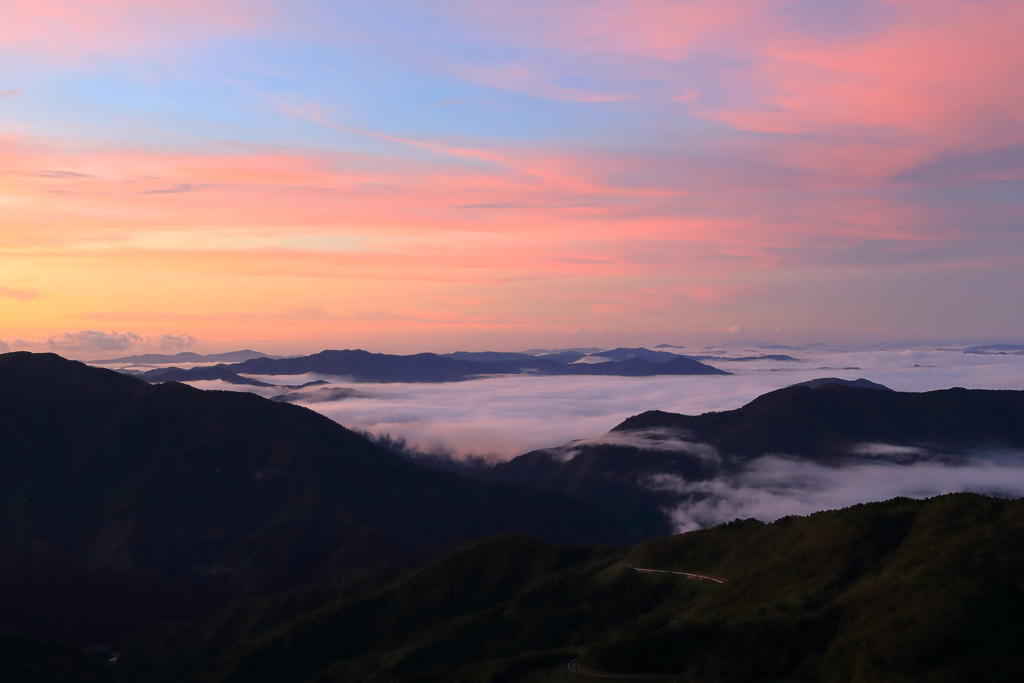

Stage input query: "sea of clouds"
[
  {"left": 182, "top": 346, "right": 1024, "bottom": 458},
  {"left": 172, "top": 345, "right": 1024, "bottom": 530}
]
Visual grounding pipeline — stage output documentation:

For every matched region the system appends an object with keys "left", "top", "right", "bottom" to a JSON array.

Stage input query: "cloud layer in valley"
[
  {"left": 650, "top": 451, "right": 1024, "bottom": 533},
  {"left": 178, "top": 346, "right": 1024, "bottom": 461}
]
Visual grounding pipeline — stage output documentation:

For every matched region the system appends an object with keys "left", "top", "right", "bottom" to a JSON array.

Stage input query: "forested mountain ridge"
[{"left": 115, "top": 493, "right": 1024, "bottom": 683}]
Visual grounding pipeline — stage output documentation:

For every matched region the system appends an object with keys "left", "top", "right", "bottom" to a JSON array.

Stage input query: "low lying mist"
[
  {"left": 648, "top": 449, "right": 1024, "bottom": 532},
  {"left": 179, "top": 347, "right": 1024, "bottom": 461}
]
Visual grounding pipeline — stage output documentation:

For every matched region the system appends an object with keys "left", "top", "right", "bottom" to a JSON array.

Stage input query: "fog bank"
[
  {"left": 650, "top": 452, "right": 1024, "bottom": 532},
  {"left": 182, "top": 347, "right": 1024, "bottom": 461}
]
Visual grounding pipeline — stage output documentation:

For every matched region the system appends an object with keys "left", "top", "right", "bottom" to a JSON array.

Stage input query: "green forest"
[{"left": 99, "top": 493, "right": 1024, "bottom": 683}]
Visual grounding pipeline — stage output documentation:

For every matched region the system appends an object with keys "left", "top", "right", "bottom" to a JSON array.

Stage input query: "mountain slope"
[
  {"left": 0, "top": 352, "right": 624, "bottom": 644},
  {"left": 615, "top": 382, "right": 1024, "bottom": 457},
  {"left": 0, "top": 631, "right": 115, "bottom": 683},
  {"left": 116, "top": 494, "right": 1024, "bottom": 683}
]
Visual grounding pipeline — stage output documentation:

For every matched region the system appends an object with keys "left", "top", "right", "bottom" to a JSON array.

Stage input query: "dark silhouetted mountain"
[
  {"left": 90, "top": 350, "right": 279, "bottom": 365},
  {"left": 137, "top": 364, "right": 280, "bottom": 386},
  {"left": 165, "top": 350, "right": 565, "bottom": 382},
  {"left": 0, "top": 352, "right": 624, "bottom": 645},
  {"left": 614, "top": 383, "right": 1024, "bottom": 457},
  {"left": 116, "top": 494, "right": 1024, "bottom": 683},
  {"left": 270, "top": 386, "right": 364, "bottom": 403},
  {"left": 582, "top": 347, "right": 684, "bottom": 362},
  {"left": 135, "top": 349, "right": 729, "bottom": 384},
  {"left": 683, "top": 353, "right": 800, "bottom": 361},
  {"left": 440, "top": 351, "right": 538, "bottom": 362},
  {"left": 793, "top": 376, "right": 892, "bottom": 390},
  {"left": 965, "top": 344, "right": 1024, "bottom": 355},
  {"left": 483, "top": 383, "right": 1024, "bottom": 532},
  {"left": 0, "top": 630, "right": 115, "bottom": 683},
  {"left": 536, "top": 350, "right": 587, "bottom": 362},
  {"left": 563, "top": 356, "right": 728, "bottom": 376},
  {"left": 485, "top": 444, "right": 698, "bottom": 537},
  {"left": 137, "top": 367, "right": 327, "bottom": 389}
]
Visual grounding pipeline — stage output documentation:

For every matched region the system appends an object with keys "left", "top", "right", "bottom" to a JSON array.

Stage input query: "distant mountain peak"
[
  {"left": 135, "top": 348, "right": 730, "bottom": 384},
  {"left": 793, "top": 377, "right": 892, "bottom": 391}
]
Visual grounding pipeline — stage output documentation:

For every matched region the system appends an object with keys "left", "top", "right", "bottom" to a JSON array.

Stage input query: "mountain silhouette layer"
[
  {"left": 614, "top": 381, "right": 1024, "bottom": 456},
  {"left": 0, "top": 352, "right": 624, "bottom": 645},
  {"left": 135, "top": 348, "right": 729, "bottom": 384},
  {"left": 91, "top": 349, "right": 279, "bottom": 365}
]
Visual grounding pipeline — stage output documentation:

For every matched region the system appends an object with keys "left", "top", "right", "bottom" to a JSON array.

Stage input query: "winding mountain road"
[{"left": 621, "top": 562, "right": 727, "bottom": 584}]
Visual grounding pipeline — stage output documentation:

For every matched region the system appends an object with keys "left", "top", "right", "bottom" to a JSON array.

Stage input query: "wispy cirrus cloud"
[
  {"left": 141, "top": 183, "right": 211, "bottom": 195},
  {"left": 0, "top": 286, "right": 39, "bottom": 302}
]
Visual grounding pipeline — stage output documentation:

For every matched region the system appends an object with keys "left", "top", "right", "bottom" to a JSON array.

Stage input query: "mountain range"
[
  {"left": 133, "top": 348, "right": 730, "bottom": 385},
  {"left": 964, "top": 344, "right": 1024, "bottom": 355}
]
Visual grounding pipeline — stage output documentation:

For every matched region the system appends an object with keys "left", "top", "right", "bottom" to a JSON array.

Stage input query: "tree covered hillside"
[{"left": 116, "top": 493, "right": 1024, "bottom": 683}]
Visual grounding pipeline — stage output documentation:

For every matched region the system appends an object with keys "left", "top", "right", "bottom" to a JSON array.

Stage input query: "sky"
[{"left": 2, "top": 0, "right": 1023, "bottom": 355}]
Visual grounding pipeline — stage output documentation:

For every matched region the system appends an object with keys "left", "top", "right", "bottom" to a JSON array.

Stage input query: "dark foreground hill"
[
  {"left": 136, "top": 349, "right": 728, "bottom": 384},
  {"left": 115, "top": 494, "right": 1024, "bottom": 683},
  {"left": 0, "top": 353, "right": 623, "bottom": 645},
  {"left": 482, "top": 381, "right": 1024, "bottom": 534},
  {"left": 0, "top": 630, "right": 115, "bottom": 683}
]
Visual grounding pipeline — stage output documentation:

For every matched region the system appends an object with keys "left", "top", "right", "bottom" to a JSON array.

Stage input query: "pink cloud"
[
  {"left": 448, "top": 0, "right": 771, "bottom": 61},
  {"left": 441, "top": 0, "right": 1023, "bottom": 189},
  {"left": 0, "top": 286, "right": 38, "bottom": 302},
  {"left": 0, "top": 0, "right": 274, "bottom": 61},
  {"left": 0, "top": 129, "right": 961, "bottom": 276},
  {"left": 700, "top": 1, "right": 1024, "bottom": 147}
]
